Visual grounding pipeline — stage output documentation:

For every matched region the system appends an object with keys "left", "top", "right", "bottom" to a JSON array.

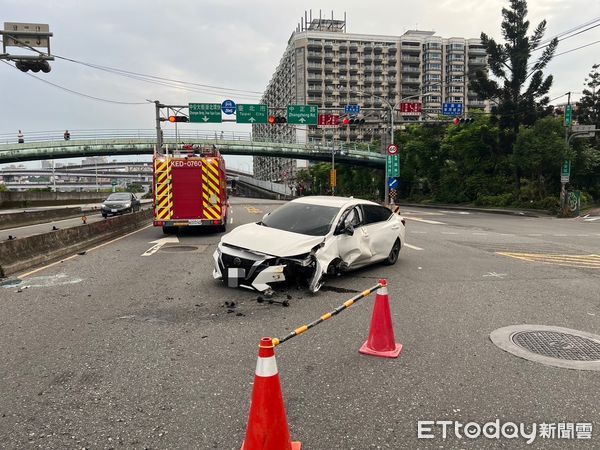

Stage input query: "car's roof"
[{"left": 291, "top": 196, "right": 378, "bottom": 209}]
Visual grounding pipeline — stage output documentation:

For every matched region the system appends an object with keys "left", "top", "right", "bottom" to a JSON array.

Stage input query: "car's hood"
[{"left": 221, "top": 222, "right": 325, "bottom": 257}]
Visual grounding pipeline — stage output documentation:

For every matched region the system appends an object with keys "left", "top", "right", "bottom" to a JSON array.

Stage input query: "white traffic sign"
[
  {"left": 571, "top": 124, "right": 595, "bottom": 138},
  {"left": 387, "top": 144, "right": 399, "bottom": 155}
]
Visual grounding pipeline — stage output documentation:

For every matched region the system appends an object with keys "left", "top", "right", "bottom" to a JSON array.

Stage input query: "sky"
[{"left": 1, "top": 0, "right": 599, "bottom": 169}]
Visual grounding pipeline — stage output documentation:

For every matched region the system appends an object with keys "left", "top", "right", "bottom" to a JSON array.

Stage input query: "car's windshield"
[
  {"left": 106, "top": 193, "right": 130, "bottom": 201},
  {"left": 261, "top": 202, "right": 339, "bottom": 236}
]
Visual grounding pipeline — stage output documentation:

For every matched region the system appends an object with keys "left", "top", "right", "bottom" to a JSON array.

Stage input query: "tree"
[
  {"left": 470, "top": 0, "right": 558, "bottom": 190},
  {"left": 513, "top": 117, "right": 568, "bottom": 199},
  {"left": 577, "top": 64, "right": 600, "bottom": 133}
]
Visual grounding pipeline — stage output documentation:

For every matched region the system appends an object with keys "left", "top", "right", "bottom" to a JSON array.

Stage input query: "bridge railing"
[{"left": 0, "top": 129, "right": 380, "bottom": 156}]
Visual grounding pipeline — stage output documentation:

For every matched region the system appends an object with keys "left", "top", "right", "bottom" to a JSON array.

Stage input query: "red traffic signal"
[
  {"left": 343, "top": 117, "right": 350, "bottom": 125},
  {"left": 268, "top": 115, "right": 287, "bottom": 125},
  {"left": 453, "top": 117, "right": 460, "bottom": 125},
  {"left": 169, "top": 116, "right": 189, "bottom": 123}
]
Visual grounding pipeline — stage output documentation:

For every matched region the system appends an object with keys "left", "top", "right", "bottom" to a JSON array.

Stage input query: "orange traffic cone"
[
  {"left": 359, "top": 279, "right": 403, "bottom": 358},
  {"left": 241, "top": 337, "right": 301, "bottom": 450}
]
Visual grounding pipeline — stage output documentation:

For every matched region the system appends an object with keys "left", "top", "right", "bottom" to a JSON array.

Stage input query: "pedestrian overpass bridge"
[{"left": 0, "top": 129, "right": 385, "bottom": 167}]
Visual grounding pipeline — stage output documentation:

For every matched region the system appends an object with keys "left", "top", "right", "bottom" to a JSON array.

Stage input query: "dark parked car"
[{"left": 101, "top": 192, "right": 141, "bottom": 218}]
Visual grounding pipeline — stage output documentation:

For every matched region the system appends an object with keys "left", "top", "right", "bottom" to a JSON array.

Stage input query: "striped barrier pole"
[{"left": 272, "top": 281, "right": 384, "bottom": 347}]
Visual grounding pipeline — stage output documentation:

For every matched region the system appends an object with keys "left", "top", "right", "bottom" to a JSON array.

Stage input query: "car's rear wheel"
[{"left": 384, "top": 239, "right": 401, "bottom": 265}]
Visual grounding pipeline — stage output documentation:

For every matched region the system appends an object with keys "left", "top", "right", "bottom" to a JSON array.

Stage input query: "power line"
[
  {"left": 535, "top": 16, "right": 600, "bottom": 48},
  {"left": 54, "top": 55, "right": 264, "bottom": 96},
  {"left": 0, "top": 60, "right": 148, "bottom": 105},
  {"left": 534, "top": 21, "right": 600, "bottom": 52}
]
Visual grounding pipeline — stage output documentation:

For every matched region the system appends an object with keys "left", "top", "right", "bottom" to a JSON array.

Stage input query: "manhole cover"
[
  {"left": 512, "top": 331, "right": 600, "bottom": 361},
  {"left": 160, "top": 245, "right": 199, "bottom": 253},
  {"left": 490, "top": 325, "right": 600, "bottom": 371}
]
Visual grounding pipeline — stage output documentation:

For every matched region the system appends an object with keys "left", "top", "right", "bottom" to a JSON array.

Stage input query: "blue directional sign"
[
  {"left": 388, "top": 178, "right": 399, "bottom": 189},
  {"left": 344, "top": 104, "right": 360, "bottom": 114},
  {"left": 442, "top": 102, "right": 463, "bottom": 116},
  {"left": 221, "top": 99, "right": 237, "bottom": 115}
]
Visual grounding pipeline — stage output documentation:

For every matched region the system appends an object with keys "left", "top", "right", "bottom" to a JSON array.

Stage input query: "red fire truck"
[{"left": 153, "top": 145, "right": 229, "bottom": 234}]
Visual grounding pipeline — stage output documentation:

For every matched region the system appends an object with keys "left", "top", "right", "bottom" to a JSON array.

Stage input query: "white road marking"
[
  {"left": 441, "top": 232, "right": 458, "bottom": 235},
  {"left": 440, "top": 210, "right": 470, "bottom": 215},
  {"left": 405, "top": 217, "right": 446, "bottom": 225},
  {"left": 553, "top": 234, "right": 568, "bottom": 237},
  {"left": 483, "top": 272, "right": 507, "bottom": 278},
  {"left": 142, "top": 236, "right": 180, "bottom": 256},
  {"left": 404, "top": 243, "right": 424, "bottom": 251},
  {"left": 411, "top": 231, "right": 427, "bottom": 234},
  {"left": 18, "top": 224, "right": 153, "bottom": 278},
  {"left": 575, "top": 234, "right": 589, "bottom": 237},
  {"left": 499, "top": 233, "right": 514, "bottom": 236},
  {"left": 473, "top": 232, "right": 488, "bottom": 235},
  {"left": 527, "top": 234, "right": 542, "bottom": 236}
]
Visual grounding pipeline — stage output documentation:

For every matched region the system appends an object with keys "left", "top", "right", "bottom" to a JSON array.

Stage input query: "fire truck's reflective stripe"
[
  {"left": 205, "top": 161, "right": 220, "bottom": 176},
  {"left": 157, "top": 197, "right": 172, "bottom": 209},
  {"left": 202, "top": 191, "right": 221, "bottom": 211},
  {"left": 154, "top": 158, "right": 172, "bottom": 221},
  {"left": 206, "top": 171, "right": 220, "bottom": 189},
  {"left": 206, "top": 179, "right": 220, "bottom": 195},
  {"left": 202, "top": 204, "right": 218, "bottom": 219}
]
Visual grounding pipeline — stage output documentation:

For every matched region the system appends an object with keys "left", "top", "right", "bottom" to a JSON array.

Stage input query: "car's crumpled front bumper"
[
  {"left": 213, "top": 241, "right": 326, "bottom": 293},
  {"left": 213, "top": 244, "right": 287, "bottom": 292}
]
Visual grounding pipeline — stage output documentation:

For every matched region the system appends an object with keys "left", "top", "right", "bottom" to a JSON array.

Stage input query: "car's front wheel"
[{"left": 384, "top": 239, "right": 401, "bottom": 265}]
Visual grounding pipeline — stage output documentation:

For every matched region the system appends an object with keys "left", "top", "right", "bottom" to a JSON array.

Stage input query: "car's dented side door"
[{"left": 335, "top": 205, "right": 372, "bottom": 267}]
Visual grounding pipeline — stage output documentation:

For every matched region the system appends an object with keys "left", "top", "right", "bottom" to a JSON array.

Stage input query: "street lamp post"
[{"left": 331, "top": 139, "right": 336, "bottom": 196}]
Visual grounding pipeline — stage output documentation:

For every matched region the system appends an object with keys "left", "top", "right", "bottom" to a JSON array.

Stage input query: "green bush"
[{"left": 474, "top": 193, "right": 515, "bottom": 207}]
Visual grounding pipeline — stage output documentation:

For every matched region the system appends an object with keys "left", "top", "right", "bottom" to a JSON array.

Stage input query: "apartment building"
[{"left": 253, "top": 14, "right": 488, "bottom": 182}]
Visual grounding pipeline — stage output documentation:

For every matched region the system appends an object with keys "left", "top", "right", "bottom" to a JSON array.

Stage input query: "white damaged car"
[{"left": 213, "top": 196, "right": 406, "bottom": 294}]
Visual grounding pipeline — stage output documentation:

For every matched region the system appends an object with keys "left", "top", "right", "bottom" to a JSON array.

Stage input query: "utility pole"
[
  {"left": 154, "top": 100, "right": 163, "bottom": 154},
  {"left": 561, "top": 92, "right": 572, "bottom": 215},
  {"left": 331, "top": 140, "right": 336, "bottom": 196}
]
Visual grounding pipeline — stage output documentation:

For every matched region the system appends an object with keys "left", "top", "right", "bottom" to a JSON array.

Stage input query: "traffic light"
[
  {"left": 168, "top": 116, "right": 189, "bottom": 123},
  {"left": 342, "top": 115, "right": 365, "bottom": 126},
  {"left": 453, "top": 117, "right": 474, "bottom": 125},
  {"left": 15, "top": 59, "right": 51, "bottom": 73},
  {"left": 268, "top": 115, "right": 287, "bottom": 125}
]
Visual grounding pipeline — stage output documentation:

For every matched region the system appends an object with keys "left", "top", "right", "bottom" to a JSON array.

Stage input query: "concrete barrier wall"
[
  {"left": 0, "top": 209, "right": 152, "bottom": 276},
  {"left": 0, "top": 191, "right": 106, "bottom": 208},
  {"left": 0, "top": 207, "right": 84, "bottom": 231}
]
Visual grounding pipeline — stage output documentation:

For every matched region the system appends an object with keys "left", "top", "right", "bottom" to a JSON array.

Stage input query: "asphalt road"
[{"left": 0, "top": 200, "right": 599, "bottom": 449}]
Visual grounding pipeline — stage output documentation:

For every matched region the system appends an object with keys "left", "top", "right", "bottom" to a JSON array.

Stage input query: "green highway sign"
[
  {"left": 561, "top": 160, "right": 571, "bottom": 177},
  {"left": 564, "top": 105, "right": 573, "bottom": 127},
  {"left": 236, "top": 104, "right": 268, "bottom": 124},
  {"left": 386, "top": 154, "right": 400, "bottom": 178},
  {"left": 287, "top": 105, "right": 318, "bottom": 125},
  {"left": 189, "top": 103, "right": 222, "bottom": 123}
]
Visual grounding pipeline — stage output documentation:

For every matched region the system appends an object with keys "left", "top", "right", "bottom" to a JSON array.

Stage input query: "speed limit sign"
[{"left": 387, "top": 144, "right": 399, "bottom": 155}]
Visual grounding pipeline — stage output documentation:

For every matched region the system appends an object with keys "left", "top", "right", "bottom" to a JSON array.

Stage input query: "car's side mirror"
[{"left": 262, "top": 212, "right": 270, "bottom": 222}]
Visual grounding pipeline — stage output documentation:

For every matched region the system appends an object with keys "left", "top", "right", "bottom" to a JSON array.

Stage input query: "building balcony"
[
  {"left": 468, "top": 57, "right": 487, "bottom": 65},
  {"left": 468, "top": 100, "right": 486, "bottom": 107},
  {"left": 402, "top": 77, "right": 420, "bottom": 84},
  {"left": 468, "top": 47, "right": 487, "bottom": 55},
  {"left": 402, "top": 66, "right": 420, "bottom": 73},
  {"left": 401, "top": 56, "right": 420, "bottom": 63}
]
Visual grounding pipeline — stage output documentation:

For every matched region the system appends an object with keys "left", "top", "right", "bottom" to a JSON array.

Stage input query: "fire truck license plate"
[{"left": 188, "top": 219, "right": 202, "bottom": 225}]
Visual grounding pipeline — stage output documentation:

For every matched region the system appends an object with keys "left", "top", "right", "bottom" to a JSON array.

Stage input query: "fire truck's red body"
[{"left": 153, "top": 145, "right": 229, "bottom": 233}]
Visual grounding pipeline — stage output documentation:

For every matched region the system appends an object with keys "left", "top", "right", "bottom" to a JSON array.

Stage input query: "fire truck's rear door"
[{"left": 171, "top": 164, "right": 203, "bottom": 219}]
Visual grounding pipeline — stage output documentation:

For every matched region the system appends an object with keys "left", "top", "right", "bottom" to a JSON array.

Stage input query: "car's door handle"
[{"left": 391, "top": 225, "right": 400, "bottom": 230}]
